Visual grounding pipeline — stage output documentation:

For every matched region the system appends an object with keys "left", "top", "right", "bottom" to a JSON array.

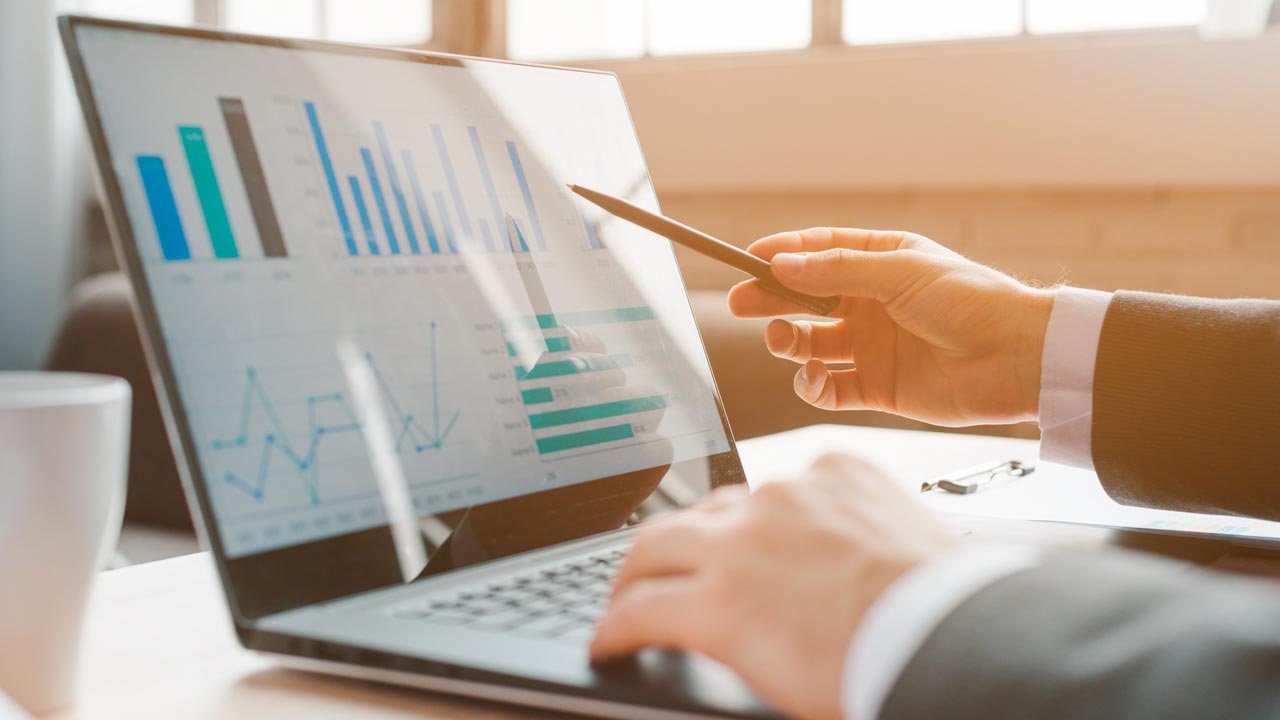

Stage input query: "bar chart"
[
  {"left": 303, "top": 101, "right": 594, "bottom": 259},
  {"left": 502, "top": 305, "right": 674, "bottom": 458}
]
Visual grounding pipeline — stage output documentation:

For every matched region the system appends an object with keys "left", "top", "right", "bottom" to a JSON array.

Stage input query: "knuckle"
[{"left": 753, "top": 479, "right": 800, "bottom": 504}]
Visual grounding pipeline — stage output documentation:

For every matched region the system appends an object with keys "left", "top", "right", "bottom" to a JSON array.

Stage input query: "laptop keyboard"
[{"left": 390, "top": 548, "right": 627, "bottom": 643}]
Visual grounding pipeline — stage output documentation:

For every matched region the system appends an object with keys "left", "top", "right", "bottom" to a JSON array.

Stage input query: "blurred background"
[{"left": 3, "top": 2, "right": 1279, "bottom": 542}]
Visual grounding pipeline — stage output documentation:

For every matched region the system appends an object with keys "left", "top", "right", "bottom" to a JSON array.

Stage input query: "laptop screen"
[{"left": 66, "top": 18, "right": 741, "bottom": 618}]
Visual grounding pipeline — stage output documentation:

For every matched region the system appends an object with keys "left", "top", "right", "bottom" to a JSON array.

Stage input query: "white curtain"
[{"left": 0, "top": 0, "right": 93, "bottom": 370}]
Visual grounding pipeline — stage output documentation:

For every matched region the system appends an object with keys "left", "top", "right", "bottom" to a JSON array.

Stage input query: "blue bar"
[
  {"left": 136, "top": 155, "right": 191, "bottom": 261},
  {"left": 360, "top": 147, "right": 400, "bottom": 255},
  {"left": 468, "top": 126, "right": 513, "bottom": 252},
  {"left": 513, "top": 219, "right": 531, "bottom": 252},
  {"left": 431, "top": 124, "right": 475, "bottom": 247},
  {"left": 506, "top": 141, "right": 547, "bottom": 251},
  {"left": 401, "top": 149, "right": 440, "bottom": 254},
  {"left": 373, "top": 122, "right": 420, "bottom": 254},
  {"left": 582, "top": 211, "right": 602, "bottom": 250},
  {"left": 432, "top": 191, "right": 458, "bottom": 253},
  {"left": 477, "top": 218, "right": 494, "bottom": 250},
  {"left": 303, "top": 102, "right": 357, "bottom": 256},
  {"left": 347, "top": 176, "right": 380, "bottom": 255}
]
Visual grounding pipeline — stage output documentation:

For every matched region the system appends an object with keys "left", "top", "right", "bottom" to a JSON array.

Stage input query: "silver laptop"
[{"left": 61, "top": 15, "right": 774, "bottom": 718}]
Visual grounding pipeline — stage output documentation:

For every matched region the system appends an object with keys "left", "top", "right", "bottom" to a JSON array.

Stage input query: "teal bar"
[
  {"left": 178, "top": 125, "right": 238, "bottom": 259},
  {"left": 521, "top": 387, "right": 554, "bottom": 405},
  {"left": 501, "top": 306, "right": 655, "bottom": 331},
  {"left": 514, "top": 354, "right": 631, "bottom": 381},
  {"left": 536, "top": 423, "right": 635, "bottom": 454},
  {"left": 529, "top": 395, "right": 666, "bottom": 430},
  {"left": 507, "top": 337, "right": 573, "bottom": 356}
]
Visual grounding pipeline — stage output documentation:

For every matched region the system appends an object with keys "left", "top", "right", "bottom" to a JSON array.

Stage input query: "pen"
[{"left": 568, "top": 184, "right": 841, "bottom": 316}]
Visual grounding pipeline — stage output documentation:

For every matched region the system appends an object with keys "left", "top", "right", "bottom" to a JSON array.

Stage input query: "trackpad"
[{"left": 591, "top": 649, "right": 779, "bottom": 719}]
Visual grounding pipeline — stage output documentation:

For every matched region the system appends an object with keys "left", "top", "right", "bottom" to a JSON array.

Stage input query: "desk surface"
[{"left": 46, "top": 425, "right": 1039, "bottom": 720}]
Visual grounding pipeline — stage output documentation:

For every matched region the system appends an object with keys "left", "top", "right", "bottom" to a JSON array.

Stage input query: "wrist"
[{"left": 1017, "top": 288, "right": 1057, "bottom": 419}]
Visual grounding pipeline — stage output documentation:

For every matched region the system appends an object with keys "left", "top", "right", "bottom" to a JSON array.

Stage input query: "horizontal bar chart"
[
  {"left": 529, "top": 395, "right": 666, "bottom": 430},
  {"left": 536, "top": 423, "right": 635, "bottom": 454}
]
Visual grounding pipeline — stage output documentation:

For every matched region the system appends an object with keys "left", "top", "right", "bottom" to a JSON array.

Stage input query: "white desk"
[{"left": 35, "top": 424, "right": 1270, "bottom": 719}]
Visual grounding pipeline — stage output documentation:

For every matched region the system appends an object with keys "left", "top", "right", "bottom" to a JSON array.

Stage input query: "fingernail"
[
  {"left": 771, "top": 253, "right": 804, "bottom": 276},
  {"left": 765, "top": 319, "right": 797, "bottom": 356}
]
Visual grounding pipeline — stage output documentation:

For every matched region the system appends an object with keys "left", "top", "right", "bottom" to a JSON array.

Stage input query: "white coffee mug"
[{"left": 0, "top": 373, "right": 130, "bottom": 714}]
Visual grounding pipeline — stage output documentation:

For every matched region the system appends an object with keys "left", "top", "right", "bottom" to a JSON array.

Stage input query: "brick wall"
[{"left": 661, "top": 188, "right": 1280, "bottom": 299}]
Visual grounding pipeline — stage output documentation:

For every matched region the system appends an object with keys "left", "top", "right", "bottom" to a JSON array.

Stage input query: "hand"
[
  {"left": 590, "top": 454, "right": 954, "bottom": 720},
  {"left": 728, "top": 228, "right": 1056, "bottom": 426}
]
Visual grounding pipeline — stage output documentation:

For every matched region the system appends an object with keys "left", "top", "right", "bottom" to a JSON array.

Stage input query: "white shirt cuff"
[
  {"left": 842, "top": 545, "right": 1039, "bottom": 720},
  {"left": 1038, "top": 287, "right": 1112, "bottom": 470}
]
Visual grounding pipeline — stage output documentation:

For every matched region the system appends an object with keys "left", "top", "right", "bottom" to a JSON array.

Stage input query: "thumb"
[{"left": 770, "top": 248, "right": 940, "bottom": 303}]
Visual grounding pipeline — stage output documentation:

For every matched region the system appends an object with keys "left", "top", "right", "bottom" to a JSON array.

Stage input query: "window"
[
  {"left": 81, "top": 0, "right": 194, "bottom": 25},
  {"left": 224, "top": 0, "right": 432, "bottom": 45},
  {"left": 843, "top": 0, "right": 1208, "bottom": 45},
  {"left": 1025, "top": 0, "right": 1207, "bottom": 35},
  {"left": 506, "top": 0, "right": 811, "bottom": 62},
  {"left": 81, "top": 0, "right": 432, "bottom": 47}
]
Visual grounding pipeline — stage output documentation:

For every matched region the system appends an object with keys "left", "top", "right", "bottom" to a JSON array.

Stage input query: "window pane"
[
  {"left": 225, "top": 0, "right": 320, "bottom": 39},
  {"left": 843, "top": 0, "right": 1022, "bottom": 45},
  {"left": 507, "top": 0, "right": 645, "bottom": 61},
  {"left": 81, "top": 0, "right": 193, "bottom": 25},
  {"left": 324, "top": 0, "right": 432, "bottom": 45},
  {"left": 647, "top": 0, "right": 810, "bottom": 56},
  {"left": 1027, "top": 0, "right": 1207, "bottom": 34}
]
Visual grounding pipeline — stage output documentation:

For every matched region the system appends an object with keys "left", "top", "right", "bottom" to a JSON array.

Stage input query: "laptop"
[{"left": 61, "top": 15, "right": 775, "bottom": 719}]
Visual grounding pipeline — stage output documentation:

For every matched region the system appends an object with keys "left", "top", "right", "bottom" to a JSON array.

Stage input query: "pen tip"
[{"left": 566, "top": 183, "right": 576, "bottom": 191}]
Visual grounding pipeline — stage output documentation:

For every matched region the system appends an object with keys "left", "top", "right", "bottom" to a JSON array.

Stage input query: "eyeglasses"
[{"left": 920, "top": 459, "right": 1035, "bottom": 495}]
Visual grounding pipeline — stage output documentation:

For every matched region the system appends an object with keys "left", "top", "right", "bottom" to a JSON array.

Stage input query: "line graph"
[{"left": 208, "top": 323, "right": 459, "bottom": 505}]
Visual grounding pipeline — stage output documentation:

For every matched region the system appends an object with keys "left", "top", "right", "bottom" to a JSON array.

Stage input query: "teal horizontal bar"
[
  {"left": 506, "top": 336, "right": 574, "bottom": 357},
  {"left": 521, "top": 387, "right": 554, "bottom": 405},
  {"left": 536, "top": 423, "right": 635, "bottom": 454},
  {"left": 529, "top": 395, "right": 666, "bottom": 430},
  {"left": 501, "top": 306, "right": 655, "bottom": 331},
  {"left": 514, "top": 354, "right": 631, "bottom": 381}
]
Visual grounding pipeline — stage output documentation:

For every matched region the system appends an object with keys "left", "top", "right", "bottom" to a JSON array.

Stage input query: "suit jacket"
[{"left": 883, "top": 291, "right": 1280, "bottom": 719}]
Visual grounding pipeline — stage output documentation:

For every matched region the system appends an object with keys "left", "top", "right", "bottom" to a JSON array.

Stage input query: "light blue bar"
[
  {"left": 582, "top": 211, "right": 602, "bottom": 250},
  {"left": 303, "top": 102, "right": 357, "bottom": 256},
  {"left": 347, "top": 176, "right": 380, "bottom": 255},
  {"left": 506, "top": 141, "right": 546, "bottom": 251},
  {"left": 431, "top": 123, "right": 475, "bottom": 247},
  {"left": 432, "top": 191, "right": 458, "bottom": 253},
  {"left": 136, "top": 155, "right": 190, "bottom": 261},
  {"left": 467, "top": 126, "right": 513, "bottom": 252},
  {"left": 373, "top": 122, "right": 420, "bottom": 254},
  {"left": 401, "top": 149, "right": 440, "bottom": 254},
  {"left": 477, "top": 218, "right": 493, "bottom": 251},
  {"left": 360, "top": 147, "right": 400, "bottom": 255}
]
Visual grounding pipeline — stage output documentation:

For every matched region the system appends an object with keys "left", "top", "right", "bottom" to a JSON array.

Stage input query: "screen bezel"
[{"left": 59, "top": 14, "right": 747, "bottom": 623}]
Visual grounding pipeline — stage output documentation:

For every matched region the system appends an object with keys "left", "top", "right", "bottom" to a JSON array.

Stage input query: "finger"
[
  {"left": 591, "top": 577, "right": 703, "bottom": 662},
  {"left": 765, "top": 319, "right": 852, "bottom": 364},
  {"left": 746, "top": 227, "right": 914, "bottom": 261},
  {"left": 771, "top": 248, "right": 947, "bottom": 303},
  {"left": 794, "top": 360, "right": 870, "bottom": 411},
  {"left": 726, "top": 280, "right": 812, "bottom": 318},
  {"left": 613, "top": 520, "right": 710, "bottom": 592}
]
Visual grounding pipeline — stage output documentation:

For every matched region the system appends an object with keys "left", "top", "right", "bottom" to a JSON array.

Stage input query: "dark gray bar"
[{"left": 219, "top": 97, "right": 287, "bottom": 258}]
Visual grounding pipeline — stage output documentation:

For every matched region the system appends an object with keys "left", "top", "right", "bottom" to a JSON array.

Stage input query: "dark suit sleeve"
[
  {"left": 881, "top": 551, "right": 1280, "bottom": 720},
  {"left": 1091, "top": 291, "right": 1280, "bottom": 520}
]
